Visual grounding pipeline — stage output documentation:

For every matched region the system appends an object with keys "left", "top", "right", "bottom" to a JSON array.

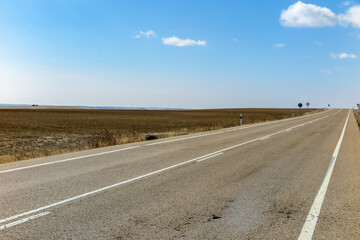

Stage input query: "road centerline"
[
  {"left": 0, "top": 212, "right": 50, "bottom": 231},
  {"left": 196, "top": 152, "right": 224, "bottom": 162}
]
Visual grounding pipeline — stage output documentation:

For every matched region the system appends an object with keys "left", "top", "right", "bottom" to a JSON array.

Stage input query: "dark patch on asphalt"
[
  {"left": 268, "top": 202, "right": 302, "bottom": 221},
  {"left": 212, "top": 214, "right": 222, "bottom": 220},
  {"left": 278, "top": 209, "right": 293, "bottom": 218}
]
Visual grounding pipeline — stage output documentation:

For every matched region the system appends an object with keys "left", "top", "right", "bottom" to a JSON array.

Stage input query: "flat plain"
[
  {"left": 0, "top": 107, "right": 322, "bottom": 163},
  {"left": 2, "top": 109, "right": 359, "bottom": 239}
]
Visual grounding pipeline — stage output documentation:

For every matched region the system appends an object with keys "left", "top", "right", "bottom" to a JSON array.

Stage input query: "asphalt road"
[{"left": 1, "top": 109, "right": 359, "bottom": 239}]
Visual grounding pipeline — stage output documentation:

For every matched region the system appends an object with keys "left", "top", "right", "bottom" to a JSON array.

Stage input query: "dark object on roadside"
[
  {"left": 32, "top": 104, "right": 39, "bottom": 107},
  {"left": 298, "top": 103, "right": 303, "bottom": 116},
  {"left": 146, "top": 135, "right": 159, "bottom": 141}
]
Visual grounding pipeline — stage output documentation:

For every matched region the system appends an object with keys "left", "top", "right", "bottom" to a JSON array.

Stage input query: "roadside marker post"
[
  {"left": 298, "top": 103, "right": 303, "bottom": 116},
  {"left": 240, "top": 114, "right": 243, "bottom": 126},
  {"left": 292, "top": 110, "right": 295, "bottom": 117}
]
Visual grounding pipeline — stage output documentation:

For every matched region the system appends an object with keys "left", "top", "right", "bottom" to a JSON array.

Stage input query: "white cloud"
[
  {"left": 339, "top": 5, "right": 360, "bottom": 28},
  {"left": 339, "top": 52, "right": 358, "bottom": 59},
  {"left": 280, "top": 1, "right": 338, "bottom": 27},
  {"left": 342, "top": 1, "right": 351, "bottom": 7},
  {"left": 135, "top": 30, "right": 156, "bottom": 39},
  {"left": 331, "top": 52, "right": 358, "bottom": 59},
  {"left": 162, "top": 36, "right": 206, "bottom": 47},
  {"left": 274, "top": 43, "right": 285, "bottom": 48},
  {"left": 280, "top": 1, "right": 360, "bottom": 28}
]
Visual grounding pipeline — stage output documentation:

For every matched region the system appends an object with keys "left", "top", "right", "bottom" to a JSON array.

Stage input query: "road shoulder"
[{"left": 313, "top": 111, "right": 360, "bottom": 239}]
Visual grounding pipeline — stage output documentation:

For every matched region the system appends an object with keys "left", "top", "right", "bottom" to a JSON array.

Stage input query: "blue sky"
[{"left": 0, "top": 0, "right": 359, "bottom": 108}]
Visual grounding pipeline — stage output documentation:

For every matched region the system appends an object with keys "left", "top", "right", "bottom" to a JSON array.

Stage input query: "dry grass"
[{"left": 0, "top": 108, "right": 323, "bottom": 164}]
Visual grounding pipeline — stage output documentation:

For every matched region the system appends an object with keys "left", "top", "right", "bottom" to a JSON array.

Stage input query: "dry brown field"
[{"left": 0, "top": 107, "right": 323, "bottom": 164}]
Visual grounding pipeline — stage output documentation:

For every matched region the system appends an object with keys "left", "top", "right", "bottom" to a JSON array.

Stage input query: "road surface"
[{"left": 1, "top": 109, "right": 359, "bottom": 239}]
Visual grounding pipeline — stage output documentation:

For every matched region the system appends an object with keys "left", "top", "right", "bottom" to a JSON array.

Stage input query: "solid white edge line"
[
  {"left": 196, "top": 152, "right": 224, "bottom": 162},
  {"left": 0, "top": 212, "right": 50, "bottom": 231},
  {"left": 0, "top": 111, "right": 338, "bottom": 225},
  {"left": 0, "top": 146, "right": 141, "bottom": 174},
  {"left": 144, "top": 131, "right": 222, "bottom": 146},
  {"left": 298, "top": 110, "right": 350, "bottom": 240},
  {"left": 0, "top": 109, "right": 334, "bottom": 174}
]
